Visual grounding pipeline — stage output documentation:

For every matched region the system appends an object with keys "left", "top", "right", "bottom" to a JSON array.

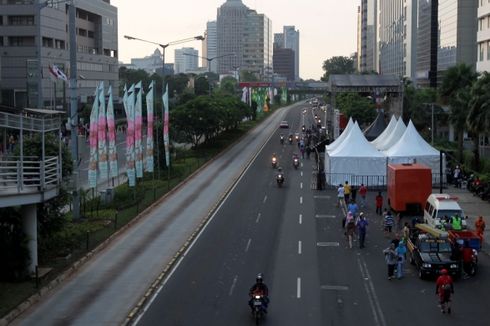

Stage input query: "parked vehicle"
[{"left": 423, "top": 194, "right": 466, "bottom": 229}]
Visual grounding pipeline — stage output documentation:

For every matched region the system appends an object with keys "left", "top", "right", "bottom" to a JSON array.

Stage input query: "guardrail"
[
  {"left": 0, "top": 156, "right": 60, "bottom": 193},
  {"left": 0, "top": 111, "right": 60, "bottom": 132}
]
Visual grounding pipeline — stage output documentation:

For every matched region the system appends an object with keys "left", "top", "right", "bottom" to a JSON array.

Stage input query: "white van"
[{"left": 423, "top": 194, "right": 466, "bottom": 229}]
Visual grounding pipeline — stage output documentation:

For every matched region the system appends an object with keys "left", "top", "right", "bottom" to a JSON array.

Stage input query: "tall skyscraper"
[
  {"left": 216, "top": 0, "right": 273, "bottom": 80},
  {"left": 174, "top": 48, "right": 198, "bottom": 74},
  {"left": 477, "top": 0, "right": 490, "bottom": 72},
  {"left": 416, "top": 0, "right": 438, "bottom": 87},
  {"left": 360, "top": 0, "right": 377, "bottom": 73},
  {"left": 283, "top": 26, "right": 300, "bottom": 80},
  {"left": 0, "top": 0, "right": 119, "bottom": 108},
  {"left": 273, "top": 48, "right": 294, "bottom": 81},
  {"left": 205, "top": 21, "right": 218, "bottom": 73},
  {"left": 274, "top": 33, "right": 284, "bottom": 49},
  {"left": 437, "top": 0, "right": 477, "bottom": 79}
]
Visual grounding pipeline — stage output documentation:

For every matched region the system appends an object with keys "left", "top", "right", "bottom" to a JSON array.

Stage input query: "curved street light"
[
  {"left": 124, "top": 35, "right": 205, "bottom": 77},
  {"left": 182, "top": 52, "right": 236, "bottom": 73}
]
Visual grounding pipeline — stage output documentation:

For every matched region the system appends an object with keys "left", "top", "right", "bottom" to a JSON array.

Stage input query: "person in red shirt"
[
  {"left": 359, "top": 183, "right": 368, "bottom": 208},
  {"left": 435, "top": 269, "right": 454, "bottom": 314},
  {"left": 375, "top": 192, "right": 383, "bottom": 215}
]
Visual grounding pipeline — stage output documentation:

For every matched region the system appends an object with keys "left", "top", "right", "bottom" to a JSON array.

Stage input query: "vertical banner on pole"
[
  {"left": 88, "top": 89, "right": 99, "bottom": 188},
  {"left": 145, "top": 81, "right": 154, "bottom": 172},
  {"left": 124, "top": 84, "right": 136, "bottom": 187},
  {"left": 135, "top": 81, "right": 143, "bottom": 178},
  {"left": 107, "top": 86, "right": 118, "bottom": 177},
  {"left": 97, "top": 82, "right": 108, "bottom": 178},
  {"left": 163, "top": 83, "right": 170, "bottom": 167}
]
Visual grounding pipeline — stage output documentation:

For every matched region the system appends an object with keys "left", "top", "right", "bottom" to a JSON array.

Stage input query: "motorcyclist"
[
  {"left": 276, "top": 167, "right": 285, "bottom": 184},
  {"left": 248, "top": 273, "right": 269, "bottom": 312},
  {"left": 288, "top": 134, "right": 293, "bottom": 144},
  {"left": 280, "top": 134, "right": 284, "bottom": 145},
  {"left": 271, "top": 153, "right": 278, "bottom": 167},
  {"left": 435, "top": 269, "right": 454, "bottom": 314},
  {"left": 292, "top": 153, "right": 299, "bottom": 168}
]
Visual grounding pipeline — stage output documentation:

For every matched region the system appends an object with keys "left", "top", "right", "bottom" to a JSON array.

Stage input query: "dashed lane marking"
[
  {"left": 321, "top": 285, "right": 349, "bottom": 291},
  {"left": 299, "top": 214, "right": 302, "bottom": 224},
  {"left": 315, "top": 214, "right": 336, "bottom": 219},
  {"left": 256, "top": 213, "right": 261, "bottom": 223},
  {"left": 297, "top": 277, "right": 301, "bottom": 298},
  {"left": 300, "top": 182, "right": 303, "bottom": 189},
  {"left": 317, "top": 242, "right": 340, "bottom": 247},
  {"left": 263, "top": 195, "right": 267, "bottom": 203},
  {"left": 314, "top": 195, "right": 331, "bottom": 199},
  {"left": 298, "top": 241, "right": 302, "bottom": 254},
  {"left": 245, "top": 238, "right": 251, "bottom": 252},
  {"left": 229, "top": 275, "right": 238, "bottom": 296},
  {"left": 300, "top": 196, "right": 303, "bottom": 204}
]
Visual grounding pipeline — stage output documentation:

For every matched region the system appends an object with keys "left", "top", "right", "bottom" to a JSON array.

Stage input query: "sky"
[{"left": 112, "top": 0, "right": 359, "bottom": 80}]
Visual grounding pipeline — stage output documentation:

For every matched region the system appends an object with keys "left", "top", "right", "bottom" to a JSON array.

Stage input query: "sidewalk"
[{"left": 446, "top": 186, "right": 490, "bottom": 251}]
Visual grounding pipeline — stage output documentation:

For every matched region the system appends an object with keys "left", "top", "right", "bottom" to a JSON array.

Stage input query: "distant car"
[{"left": 279, "top": 121, "right": 289, "bottom": 128}]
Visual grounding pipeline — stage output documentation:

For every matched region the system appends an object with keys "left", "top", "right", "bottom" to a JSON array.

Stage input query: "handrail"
[
  {"left": 0, "top": 156, "right": 60, "bottom": 194},
  {"left": 0, "top": 111, "right": 61, "bottom": 132}
]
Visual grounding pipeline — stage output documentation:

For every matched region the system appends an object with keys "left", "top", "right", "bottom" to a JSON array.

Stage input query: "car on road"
[
  {"left": 279, "top": 120, "right": 289, "bottom": 129},
  {"left": 423, "top": 194, "right": 466, "bottom": 229},
  {"left": 407, "top": 224, "right": 461, "bottom": 279}
]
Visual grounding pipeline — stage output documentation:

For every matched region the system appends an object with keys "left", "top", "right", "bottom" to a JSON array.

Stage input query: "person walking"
[
  {"left": 337, "top": 184, "right": 345, "bottom": 209},
  {"left": 359, "top": 183, "right": 367, "bottom": 208},
  {"left": 347, "top": 199, "right": 359, "bottom": 218},
  {"left": 345, "top": 211, "right": 356, "bottom": 249},
  {"left": 383, "top": 243, "right": 398, "bottom": 280},
  {"left": 384, "top": 210, "right": 394, "bottom": 236},
  {"left": 402, "top": 222, "right": 410, "bottom": 241},
  {"left": 357, "top": 212, "right": 368, "bottom": 248},
  {"left": 344, "top": 181, "right": 351, "bottom": 203},
  {"left": 375, "top": 192, "right": 383, "bottom": 215},
  {"left": 475, "top": 216, "right": 486, "bottom": 242},
  {"left": 395, "top": 240, "right": 407, "bottom": 279}
]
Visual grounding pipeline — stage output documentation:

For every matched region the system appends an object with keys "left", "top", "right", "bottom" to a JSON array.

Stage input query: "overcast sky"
[{"left": 112, "top": 0, "right": 359, "bottom": 80}]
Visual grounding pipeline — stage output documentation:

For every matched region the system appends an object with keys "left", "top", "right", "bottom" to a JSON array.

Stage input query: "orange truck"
[{"left": 387, "top": 163, "right": 432, "bottom": 214}]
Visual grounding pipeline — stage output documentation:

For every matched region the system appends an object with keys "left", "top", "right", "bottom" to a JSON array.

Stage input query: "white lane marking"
[
  {"left": 321, "top": 285, "right": 349, "bottom": 291},
  {"left": 314, "top": 195, "right": 331, "bottom": 199},
  {"left": 256, "top": 213, "right": 261, "bottom": 223},
  {"left": 299, "top": 214, "right": 302, "bottom": 224},
  {"left": 245, "top": 238, "right": 252, "bottom": 252},
  {"left": 317, "top": 242, "right": 340, "bottom": 247},
  {"left": 229, "top": 275, "right": 238, "bottom": 296},
  {"left": 263, "top": 195, "right": 267, "bottom": 203},
  {"left": 298, "top": 241, "right": 302, "bottom": 254},
  {"left": 300, "top": 196, "right": 303, "bottom": 204},
  {"left": 297, "top": 277, "right": 301, "bottom": 298},
  {"left": 357, "top": 257, "right": 387, "bottom": 326},
  {"left": 300, "top": 182, "right": 303, "bottom": 189},
  {"left": 301, "top": 171, "right": 303, "bottom": 177},
  {"left": 315, "top": 214, "right": 336, "bottom": 219},
  {"left": 301, "top": 162, "right": 303, "bottom": 168}
]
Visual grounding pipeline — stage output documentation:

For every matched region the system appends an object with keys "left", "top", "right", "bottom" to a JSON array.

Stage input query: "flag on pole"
[
  {"left": 145, "top": 81, "right": 154, "bottom": 172},
  {"left": 88, "top": 88, "right": 99, "bottom": 188},
  {"left": 48, "top": 64, "right": 68, "bottom": 82},
  {"left": 134, "top": 81, "right": 143, "bottom": 178},
  {"left": 97, "top": 82, "right": 108, "bottom": 177},
  {"left": 163, "top": 83, "right": 170, "bottom": 167},
  {"left": 124, "top": 84, "right": 136, "bottom": 187},
  {"left": 107, "top": 85, "right": 118, "bottom": 178}
]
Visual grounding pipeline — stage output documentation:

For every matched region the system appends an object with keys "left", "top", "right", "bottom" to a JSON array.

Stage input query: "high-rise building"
[
  {"left": 283, "top": 26, "right": 299, "bottom": 80},
  {"left": 217, "top": 0, "right": 273, "bottom": 80},
  {"left": 273, "top": 48, "right": 294, "bottom": 81},
  {"left": 437, "top": 0, "right": 477, "bottom": 79},
  {"left": 205, "top": 21, "right": 217, "bottom": 73},
  {"left": 0, "top": 0, "right": 118, "bottom": 108},
  {"left": 274, "top": 33, "right": 284, "bottom": 49},
  {"left": 477, "top": 0, "right": 490, "bottom": 72},
  {"left": 416, "top": 0, "right": 438, "bottom": 87},
  {"left": 174, "top": 47, "right": 198, "bottom": 74},
  {"left": 357, "top": 6, "right": 362, "bottom": 72},
  {"left": 360, "top": 0, "right": 377, "bottom": 73}
]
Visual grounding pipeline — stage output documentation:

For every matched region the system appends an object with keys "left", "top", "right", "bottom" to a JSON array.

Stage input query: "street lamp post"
[
  {"left": 183, "top": 52, "right": 236, "bottom": 94},
  {"left": 124, "top": 35, "right": 204, "bottom": 78}
]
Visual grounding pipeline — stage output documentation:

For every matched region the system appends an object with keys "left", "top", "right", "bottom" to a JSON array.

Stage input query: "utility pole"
[{"left": 69, "top": 1, "right": 80, "bottom": 219}]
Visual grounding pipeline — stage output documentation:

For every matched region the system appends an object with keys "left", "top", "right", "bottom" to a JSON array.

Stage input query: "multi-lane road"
[{"left": 13, "top": 102, "right": 490, "bottom": 326}]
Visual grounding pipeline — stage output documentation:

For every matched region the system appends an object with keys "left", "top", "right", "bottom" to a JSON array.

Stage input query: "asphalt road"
[{"left": 137, "top": 105, "right": 490, "bottom": 326}]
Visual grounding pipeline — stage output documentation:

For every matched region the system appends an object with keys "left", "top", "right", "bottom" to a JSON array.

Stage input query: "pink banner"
[
  {"left": 107, "top": 86, "right": 118, "bottom": 177},
  {"left": 97, "top": 82, "right": 108, "bottom": 177}
]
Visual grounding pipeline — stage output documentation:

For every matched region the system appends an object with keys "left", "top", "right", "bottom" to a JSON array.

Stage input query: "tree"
[
  {"left": 439, "top": 64, "right": 478, "bottom": 161},
  {"left": 321, "top": 56, "right": 355, "bottom": 82},
  {"left": 194, "top": 76, "right": 210, "bottom": 96},
  {"left": 468, "top": 72, "right": 490, "bottom": 171},
  {"left": 218, "top": 76, "right": 237, "bottom": 96},
  {"left": 336, "top": 93, "right": 376, "bottom": 126},
  {"left": 240, "top": 69, "right": 259, "bottom": 82}
]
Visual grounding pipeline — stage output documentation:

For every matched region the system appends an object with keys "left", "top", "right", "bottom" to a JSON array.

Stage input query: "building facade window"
[
  {"left": 8, "top": 15, "right": 34, "bottom": 25},
  {"left": 487, "top": 41, "right": 490, "bottom": 60},
  {"left": 479, "top": 42, "right": 484, "bottom": 61},
  {"left": 8, "top": 36, "right": 35, "bottom": 46}
]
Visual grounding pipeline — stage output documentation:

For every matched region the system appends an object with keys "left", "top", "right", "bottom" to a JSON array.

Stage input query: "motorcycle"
[
  {"left": 467, "top": 249, "right": 478, "bottom": 276},
  {"left": 293, "top": 157, "right": 299, "bottom": 169},
  {"left": 251, "top": 294, "right": 266, "bottom": 324},
  {"left": 271, "top": 157, "right": 277, "bottom": 168},
  {"left": 276, "top": 173, "right": 284, "bottom": 187},
  {"left": 280, "top": 135, "right": 284, "bottom": 145},
  {"left": 288, "top": 135, "right": 293, "bottom": 144}
]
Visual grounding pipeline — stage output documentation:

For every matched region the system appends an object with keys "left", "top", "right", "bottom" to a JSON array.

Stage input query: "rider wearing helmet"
[
  {"left": 435, "top": 269, "right": 454, "bottom": 314},
  {"left": 248, "top": 273, "right": 270, "bottom": 312}
]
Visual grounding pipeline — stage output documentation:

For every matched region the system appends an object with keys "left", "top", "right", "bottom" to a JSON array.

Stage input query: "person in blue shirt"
[
  {"left": 356, "top": 212, "right": 368, "bottom": 248},
  {"left": 347, "top": 199, "right": 359, "bottom": 218}
]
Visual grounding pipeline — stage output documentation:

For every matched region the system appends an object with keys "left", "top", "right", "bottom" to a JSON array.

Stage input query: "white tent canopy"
[
  {"left": 371, "top": 115, "right": 397, "bottom": 147},
  {"left": 375, "top": 118, "right": 406, "bottom": 151},
  {"left": 384, "top": 120, "right": 443, "bottom": 181},
  {"left": 326, "top": 117, "right": 354, "bottom": 153},
  {"left": 325, "top": 122, "right": 387, "bottom": 186}
]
